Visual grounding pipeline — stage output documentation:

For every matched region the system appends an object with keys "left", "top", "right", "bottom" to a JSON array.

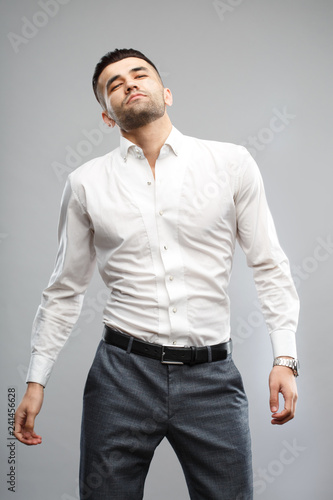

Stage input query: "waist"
[{"left": 102, "top": 325, "right": 232, "bottom": 365}]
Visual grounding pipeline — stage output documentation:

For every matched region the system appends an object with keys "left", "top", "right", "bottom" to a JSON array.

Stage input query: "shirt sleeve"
[
  {"left": 26, "top": 176, "right": 96, "bottom": 386},
  {"left": 235, "top": 148, "right": 300, "bottom": 359}
]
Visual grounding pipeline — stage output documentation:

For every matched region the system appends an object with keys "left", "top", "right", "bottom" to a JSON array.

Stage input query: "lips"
[{"left": 127, "top": 93, "right": 147, "bottom": 104}]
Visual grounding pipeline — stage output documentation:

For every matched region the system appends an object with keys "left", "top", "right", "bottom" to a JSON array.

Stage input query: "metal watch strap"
[{"left": 273, "top": 357, "right": 300, "bottom": 377}]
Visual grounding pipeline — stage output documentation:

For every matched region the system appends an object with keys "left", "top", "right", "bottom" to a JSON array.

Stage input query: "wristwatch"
[{"left": 273, "top": 357, "right": 300, "bottom": 377}]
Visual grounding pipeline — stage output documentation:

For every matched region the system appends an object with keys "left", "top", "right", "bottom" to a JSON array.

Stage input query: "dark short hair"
[{"left": 92, "top": 48, "right": 162, "bottom": 108}]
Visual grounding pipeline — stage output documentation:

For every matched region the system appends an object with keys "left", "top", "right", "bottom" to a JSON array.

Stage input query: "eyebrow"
[{"left": 105, "top": 66, "right": 150, "bottom": 94}]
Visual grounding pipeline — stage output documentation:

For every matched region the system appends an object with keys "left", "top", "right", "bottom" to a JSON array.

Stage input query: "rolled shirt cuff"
[
  {"left": 26, "top": 354, "right": 55, "bottom": 387},
  {"left": 270, "top": 329, "right": 297, "bottom": 359}
]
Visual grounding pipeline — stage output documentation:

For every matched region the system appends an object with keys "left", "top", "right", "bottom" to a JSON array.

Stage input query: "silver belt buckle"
[{"left": 161, "top": 344, "right": 185, "bottom": 364}]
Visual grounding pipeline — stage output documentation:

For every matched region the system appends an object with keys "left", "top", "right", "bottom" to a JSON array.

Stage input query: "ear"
[
  {"left": 102, "top": 111, "right": 116, "bottom": 128},
  {"left": 164, "top": 88, "right": 173, "bottom": 107}
]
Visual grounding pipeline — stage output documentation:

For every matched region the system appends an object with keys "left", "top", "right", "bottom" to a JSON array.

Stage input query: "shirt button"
[
  {"left": 159, "top": 210, "right": 164, "bottom": 216},
  {"left": 172, "top": 341, "right": 177, "bottom": 345},
  {"left": 164, "top": 245, "right": 168, "bottom": 250},
  {"left": 169, "top": 275, "right": 174, "bottom": 281},
  {"left": 172, "top": 307, "right": 177, "bottom": 313},
  {"left": 147, "top": 181, "right": 151, "bottom": 185}
]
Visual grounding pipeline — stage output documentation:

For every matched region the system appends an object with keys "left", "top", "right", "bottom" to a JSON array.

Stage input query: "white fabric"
[{"left": 27, "top": 127, "right": 299, "bottom": 386}]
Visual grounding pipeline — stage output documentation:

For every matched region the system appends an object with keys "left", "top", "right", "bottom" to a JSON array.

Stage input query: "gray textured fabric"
[{"left": 80, "top": 339, "right": 253, "bottom": 499}]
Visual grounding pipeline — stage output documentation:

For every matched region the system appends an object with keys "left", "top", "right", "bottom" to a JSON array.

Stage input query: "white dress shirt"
[{"left": 27, "top": 126, "right": 299, "bottom": 387}]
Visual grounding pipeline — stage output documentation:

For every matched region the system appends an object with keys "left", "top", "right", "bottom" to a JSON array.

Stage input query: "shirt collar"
[{"left": 119, "top": 126, "right": 183, "bottom": 162}]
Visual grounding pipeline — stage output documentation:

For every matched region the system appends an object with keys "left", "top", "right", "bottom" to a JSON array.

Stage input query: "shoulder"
[
  {"left": 184, "top": 133, "right": 254, "bottom": 176},
  {"left": 64, "top": 148, "right": 119, "bottom": 208},
  {"left": 68, "top": 149, "right": 116, "bottom": 185},
  {"left": 185, "top": 132, "right": 247, "bottom": 156}
]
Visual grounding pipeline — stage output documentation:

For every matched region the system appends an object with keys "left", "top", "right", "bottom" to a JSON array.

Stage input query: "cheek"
[{"left": 107, "top": 97, "right": 121, "bottom": 115}]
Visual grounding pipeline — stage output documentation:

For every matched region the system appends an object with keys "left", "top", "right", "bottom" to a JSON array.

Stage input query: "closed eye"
[
  {"left": 109, "top": 74, "right": 148, "bottom": 92},
  {"left": 111, "top": 83, "right": 122, "bottom": 91}
]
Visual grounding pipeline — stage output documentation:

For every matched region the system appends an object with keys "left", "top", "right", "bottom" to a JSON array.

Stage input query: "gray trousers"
[{"left": 79, "top": 339, "right": 253, "bottom": 500}]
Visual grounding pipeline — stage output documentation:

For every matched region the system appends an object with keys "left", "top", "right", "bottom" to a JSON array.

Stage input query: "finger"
[
  {"left": 271, "top": 393, "right": 291, "bottom": 417},
  {"left": 16, "top": 432, "right": 42, "bottom": 446},
  {"left": 271, "top": 394, "right": 296, "bottom": 424},
  {"left": 14, "top": 412, "right": 26, "bottom": 442},
  {"left": 14, "top": 409, "right": 25, "bottom": 432},
  {"left": 271, "top": 414, "right": 293, "bottom": 425},
  {"left": 14, "top": 424, "right": 42, "bottom": 445},
  {"left": 18, "top": 423, "right": 42, "bottom": 445},
  {"left": 271, "top": 407, "right": 293, "bottom": 425},
  {"left": 24, "top": 411, "right": 36, "bottom": 436},
  {"left": 13, "top": 428, "right": 23, "bottom": 442},
  {"left": 22, "top": 429, "right": 42, "bottom": 441},
  {"left": 273, "top": 384, "right": 298, "bottom": 423},
  {"left": 13, "top": 419, "right": 22, "bottom": 437},
  {"left": 15, "top": 410, "right": 42, "bottom": 445},
  {"left": 269, "top": 385, "right": 280, "bottom": 414}
]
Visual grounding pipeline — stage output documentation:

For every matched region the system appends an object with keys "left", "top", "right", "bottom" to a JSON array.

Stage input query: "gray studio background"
[{"left": 1, "top": 0, "right": 332, "bottom": 499}]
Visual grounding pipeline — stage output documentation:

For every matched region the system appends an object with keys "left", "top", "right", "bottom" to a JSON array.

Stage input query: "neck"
[{"left": 120, "top": 114, "right": 173, "bottom": 168}]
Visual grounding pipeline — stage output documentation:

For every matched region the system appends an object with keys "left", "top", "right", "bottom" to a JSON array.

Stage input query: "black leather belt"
[{"left": 103, "top": 325, "right": 232, "bottom": 365}]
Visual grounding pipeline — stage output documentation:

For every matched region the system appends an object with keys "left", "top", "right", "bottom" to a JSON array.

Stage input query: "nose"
[{"left": 125, "top": 79, "right": 139, "bottom": 94}]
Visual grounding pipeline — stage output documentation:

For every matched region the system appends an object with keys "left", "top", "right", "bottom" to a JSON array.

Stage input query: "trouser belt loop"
[
  {"left": 126, "top": 336, "right": 134, "bottom": 354},
  {"left": 207, "top": 345, "right": 212, "bottom": 363},
  {"left": 189, "top": 346, "right": 197, "bottom": 365}
]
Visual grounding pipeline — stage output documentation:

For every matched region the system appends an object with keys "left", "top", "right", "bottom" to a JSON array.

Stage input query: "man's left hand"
[{"left": 269, "top": 365, "right": 298, "bottom": 425}]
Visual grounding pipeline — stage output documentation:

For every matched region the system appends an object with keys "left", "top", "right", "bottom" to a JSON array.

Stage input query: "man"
[{"left": 15, "top": 48, "right": 300, "bottom": 500}]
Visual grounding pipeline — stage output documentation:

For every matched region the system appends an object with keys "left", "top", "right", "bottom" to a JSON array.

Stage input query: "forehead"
[{"left": 98, "top": 57, "right": 157, "bottom": 88}]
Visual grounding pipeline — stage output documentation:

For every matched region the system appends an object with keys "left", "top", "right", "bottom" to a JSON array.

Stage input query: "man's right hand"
[{"left": 14, "top": 382, "right": 44, "bottom": 445}]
